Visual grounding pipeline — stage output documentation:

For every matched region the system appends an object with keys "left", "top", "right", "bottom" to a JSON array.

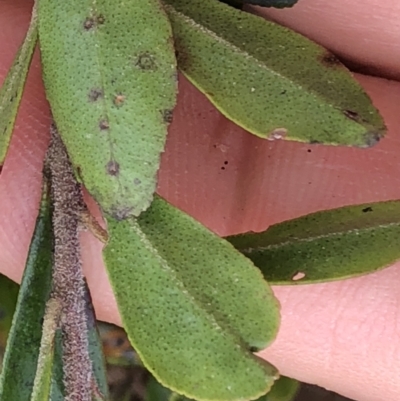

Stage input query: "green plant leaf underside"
[
  {"left": 103, "top": 196, "right": 280, "bottom": 401},
  {"left": 164, "top": 0, "right": 385, "bottom": 147},
  {"left": 38, "top": 0, "right": 177, "bottom": 219},
  {"left": 0, "top": 5, "right": 38, "bottom": 165},
  {"left": 228, "top": 200, "right": 400, "bottom": 284},
  {"left": 0, "top": 182, "right": 53, "bottom": 401}
]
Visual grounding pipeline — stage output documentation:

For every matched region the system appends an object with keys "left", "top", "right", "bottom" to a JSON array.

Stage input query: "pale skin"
[{"left": 1, "top": 0, "right": 399, "bottom": 400}]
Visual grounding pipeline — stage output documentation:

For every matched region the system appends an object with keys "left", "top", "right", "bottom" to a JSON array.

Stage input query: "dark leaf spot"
[
  {"left": 88, "top": 88, "right": 103, "bottom": 102},
  {"left": 162, "top": 109, "right": 173, "bottom": 124},
  {"left": 106, "top": 160, "right": 120, "bottom": 176},
  {"left": 221, "top": 166, "right": 225, "bottom": 170},
  {"left": 135, "top": 52, "right": 157, "bottom": 71},
  {"left": 320, "top": 52, "right": 342, "bottom": 67},
  {"left": 113, "top": 94, "right": 125, "bottom": 107},
  {"left": 224, "top": 160, "right": 228, "bottom": 165},
  {"left": 133, "top": 178, "right": 141, "bottom": 185},
  {"left": 362, "top": 206, "right": 373, "bottom": 213},
  {"left": 99, "top": 119, "right": 109, "bottom": 130},
  {"left": 83, "top": 17, "right": 95, "bottom": 30},
  {"left": 249, "top": 346, "right": 260, "bottom": 353},
  {"left": 307, "top": 149, "right": 312, "bottom": 153},
  {"left": 280, "top": 90, "right": 287, "bottom": 95},
  {"left": 343, "top": 109, "right": 359, "bottom": 121},
  {"left": 96, "top": 14, "right": 105, "bottom": 24}
]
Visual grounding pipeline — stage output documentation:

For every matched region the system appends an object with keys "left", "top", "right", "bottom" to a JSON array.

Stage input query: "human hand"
[{"left": 0, "top": 0, "right": 399, "bottom": 400}]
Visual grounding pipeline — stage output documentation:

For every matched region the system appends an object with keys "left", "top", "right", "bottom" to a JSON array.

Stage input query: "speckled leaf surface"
[
  {"left": 38, "top": 0, "right": 177, "bottom": 218},
  {"left": 0, "top": 184, "right": 53, "bottom": 401},
  {"left": 163, "top": 0, "right": 385, "bottom": 146},
  {"left": 103, "top": 196, "right": 280, "bottom": 401},
  {"left": 0, "top": 5, "right": 37, "bottom": 165},
  {"left": 228, "top": 201, "right": 400, "bottom": 284}
]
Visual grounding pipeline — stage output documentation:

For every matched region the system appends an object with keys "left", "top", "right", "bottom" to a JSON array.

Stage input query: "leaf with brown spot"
[
  {"left": 227, "top": 200, "right": 400, "bottom": 284},
  {"left": 38, "top": 0, "right": 177, "bottom": 218},
  {"left": 163, "top": 0, "right": 385, "bottom": 147}
]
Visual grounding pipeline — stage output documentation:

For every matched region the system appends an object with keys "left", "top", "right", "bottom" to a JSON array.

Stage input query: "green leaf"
[
  {"left": 38, "top": 0, "right": 177, "bottom": 218},
  {"left": 103, "top": 196, "right": 280, "bottom": 401},
  {"left": 256, "top": 376, "right": 299, "bottom": 401},
  {"left": 0, "top": 181, "right": 53, "bottom": 401},
  {"left": 31, "top": 299, "right": 61, "bottom": 401},
  {"left": 146, "top": 375, "right": 193, "bottom": 401},
  {"left": 0, "top": 275, "right": 19, "bottom": 349},
  {"left": 163, "top": 0, "right": 385, "bottom": 147},
  {"left": 84, "top": 285, "right": 110, "bottom": 400},
  {"left": 227, "top": 200, "right": 400, "bottom": 284},
  {"left": 0, "top": 5, "right": 38, "bottom": 164}
]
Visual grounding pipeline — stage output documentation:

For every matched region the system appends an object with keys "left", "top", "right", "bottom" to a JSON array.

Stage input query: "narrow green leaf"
[
  {"left": 0, "top": 275, "right": 19, "bottom": 349},
  {"left": 84, "top": 285, "right": 110, "bottom": 400},
  {"left": 0, "top": 4, "right": 38, "bottom": 164},
  {"left": 256, "top": 376, "right": 299, "bottom": 401},
  {"left": 163, "top": 0, "right": 385, "bottom": 147},
  {"left": 38, "top": 0, "right": 177, "bottom": 218},
  {"left": 228, "top": 200, "right": 400, "bottom": 284},
  {"left": 49, "top": 331, "right": 64, "bottom": 401},
  {"left": 103, "top": 196, "right": 280, "bottom": 401},
  {"left": 0, "top": 181, "right": 53, "bottom": 401},
  {"left": 31, "top": 299, "right": 61, "bottom": 401}
]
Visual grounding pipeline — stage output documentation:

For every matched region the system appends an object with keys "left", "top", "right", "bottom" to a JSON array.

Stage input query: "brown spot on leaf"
[
  {"left": 88, "top": 88, "right": 103, "bottom": 102},
  {"left": 96, "top": 14, "right": 105, "bottom": 25},
  {"left": 83, "top": 17, "right": 95, "bottom": 30},
  {"left": 320, "top": 52, "right": 342, "bottom": 67},
  {"left": 343, "top": 109, "right": 359, "bottom": 121},
  {"left": 162, "top": 109, "right": 173, "bottom": 124},
  {"left": 113, "top": 94, "right": 125, "bottom": 107},
  {"left": 135, "top": 52, "right": 157, "bottom": 71},
  {"left": 99, "top": 119, "right": 109, "bottom": 130},
  {"left": 362, "top": 206, "right": 373, "bottom": 213},
  {"left": 106, "top": 160, "right": 120, "bottom": 176}
]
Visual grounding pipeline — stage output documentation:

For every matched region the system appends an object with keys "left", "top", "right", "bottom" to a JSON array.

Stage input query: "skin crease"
[{"left": 0, "top": 0, "right": 399, "bottom": 400}]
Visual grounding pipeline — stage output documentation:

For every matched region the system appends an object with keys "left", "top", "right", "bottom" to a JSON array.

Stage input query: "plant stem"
[{"left": 46, "top": 123, "right": 92, "bottom": 401}]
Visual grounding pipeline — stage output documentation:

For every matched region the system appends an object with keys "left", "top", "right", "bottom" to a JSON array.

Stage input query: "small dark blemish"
[
  {"left": 362, "top": 206, "right": 373, "bottom": 213},
  {"left": 88, "top": 88, "right": 103, "bottom": 102},
  {"left": 133, "top": 178, "right": 141, "bottom": 186},
  {"left": 280, "top": 90, "right": 287, "bottom": 95},
  {"left": 321, "top": 52, "right": 342, "bottom": 67},
  {"left": 135, "top": 52, "right": 157, "bottom": 71},
  {"left": 83, "top": 17, "right": 95, "bottom": 30},
  {"left": 162, "top": 109, "right": 173, "bottom": 124},
  {"left": 114, "top": 94, "right": 125, "bottom": 107},
  {"left": 0, "top": 165, "right": 3, "bottom": 174},
  {"left": 307, "top": 149, "right": 312, "bottom": 153},
  {"left": 249, "top": 346, "right": 260, "bottom": 353},
  {"left": 96, "top": 14, "right": 105, "bottom": 25},
  {"left": 343, "top": 109, "right": 359, "bottom": 121},
  {"left": 106, "top": 160, "right": 120, "bottom": 176},
  {"left": 221, "top": 166, "right": 225, "bottom": 170},
  {"left": 99, "top": 119, "right": 109, "bottom": 130},
  {"left": 224, "top": 160, "right": 228, "bottom": 165}
]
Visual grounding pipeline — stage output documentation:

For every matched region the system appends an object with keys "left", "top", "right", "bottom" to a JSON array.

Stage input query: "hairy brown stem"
[{"left": 47, "top": 123, "right": 92, "bottom": 401}]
